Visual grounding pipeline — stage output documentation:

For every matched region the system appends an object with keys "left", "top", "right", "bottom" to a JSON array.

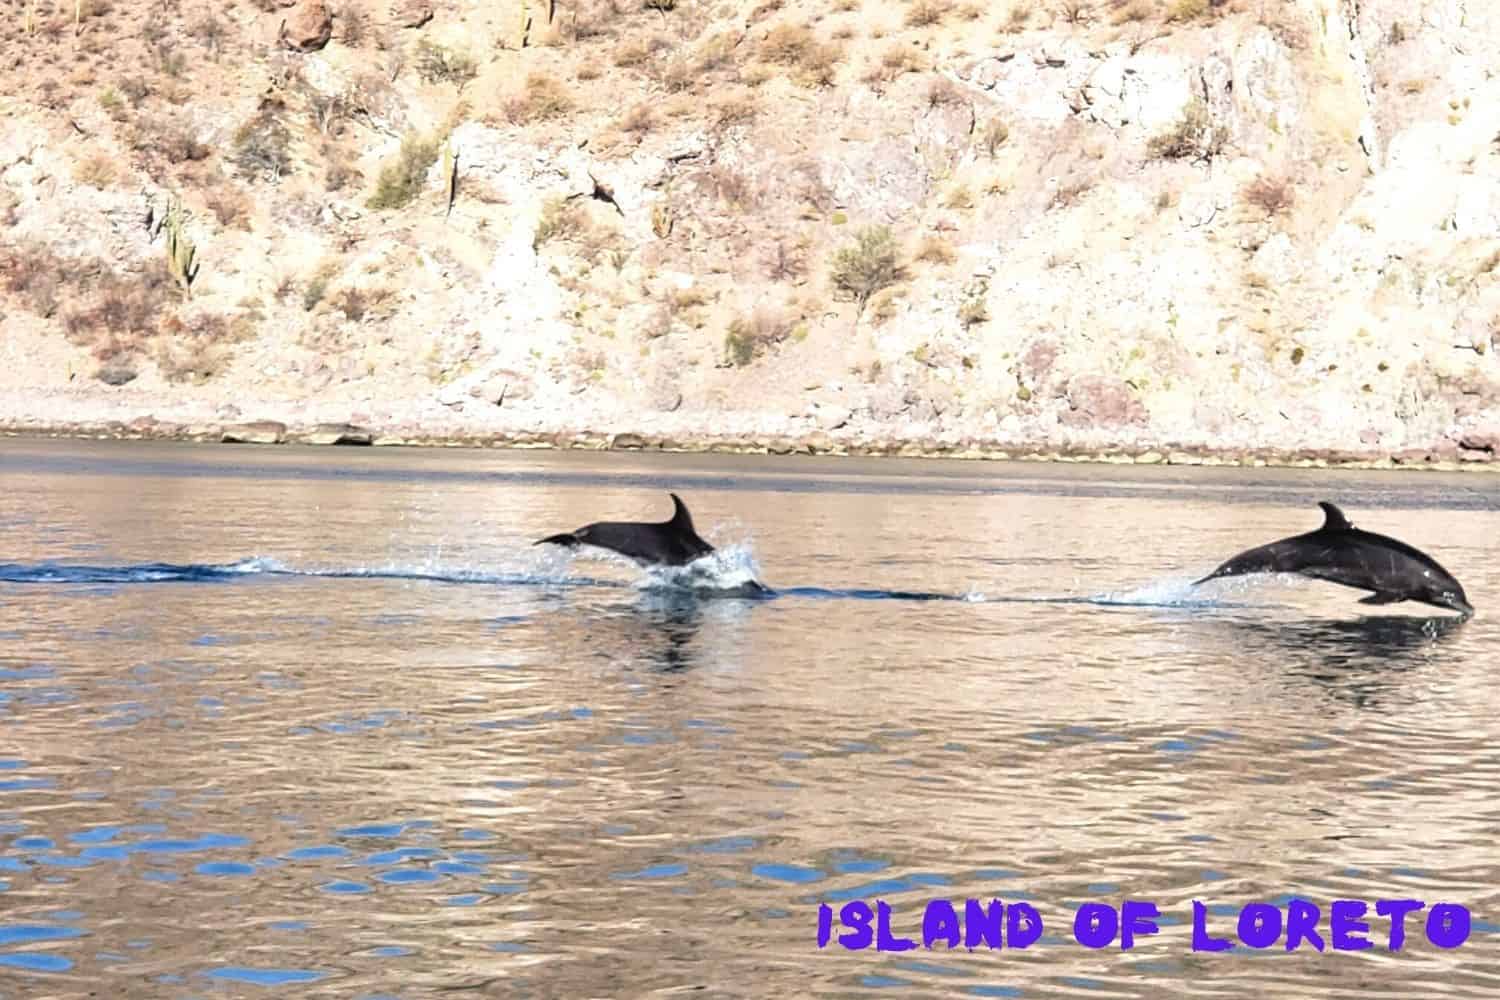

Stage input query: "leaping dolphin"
[
  {"left": 536, "top": 494, "right": 770, "bottom": 597},
  {"left": 1194, "top": 501, "right": 1473, "bottom": 617},
  {"left": 536, "top": 493, "right": 715, "bottom": 566}
]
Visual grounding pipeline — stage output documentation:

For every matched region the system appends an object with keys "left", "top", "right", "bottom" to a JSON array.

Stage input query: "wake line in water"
[
  {"left": 0, "top": 559, "right": 614, "bottom": 590},
  {"left": 0, "top": 559, "right": 1270, "bottom": 610}
]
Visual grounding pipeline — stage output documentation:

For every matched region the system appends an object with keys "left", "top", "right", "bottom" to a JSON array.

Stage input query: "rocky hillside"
[{"left": 1, "top": 0, "right": 1497, "bottom": 465}]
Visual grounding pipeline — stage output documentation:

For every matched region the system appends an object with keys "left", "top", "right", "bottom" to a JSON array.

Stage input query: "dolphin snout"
[{"left": 536, "top": 532, "right": 580, "bottom": 548}]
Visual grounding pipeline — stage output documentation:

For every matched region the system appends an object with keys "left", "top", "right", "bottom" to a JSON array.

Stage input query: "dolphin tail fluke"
[{"left": 535, "top": 532, "right": 580, "bottom": 548}]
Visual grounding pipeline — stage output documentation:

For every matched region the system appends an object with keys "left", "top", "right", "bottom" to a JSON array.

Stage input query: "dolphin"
[
  {"left": 1194, "top": 501, "right": 1473, "bottom": 616},
  {"left": 535, "top": 493, "right": 771, "bottom": 597}
]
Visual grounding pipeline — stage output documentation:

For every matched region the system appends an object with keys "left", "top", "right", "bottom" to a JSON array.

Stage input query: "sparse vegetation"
[
  {"left": 724, "top": 307, "right": 791, "bottom": 366},
  {"left": 1147, "top": 97, "right": 1228, "bottom": 161},
  {"left": 534, "top": 196, "right": 589, "bottom": 250},
  {"left": 830, "top": 225, "right": 905, "bottom": 316},
  {"left": 0, "top": 241, "right": 67, "bottom": 318},
  {"left": 960, "top": 298, "right": 989, "bottom": 328},
  {"left": 1056, "top": 0, "right": 1090, "bottom": 26},
  {"left": 367, "top": 131, "right": 440, "bottom": 210},
  {"left": 906, "top": 0, "right": 950, "bottom": 28},
  {"left": 982, "top": 118, "right": 1009, "bottom": 157},
  {"left": 1167, "top": 0, "right": 1208, "bottom": 21},
  {"left": 620, "top": 104, "right": 658, "bottom": 135},
  {"left": 505, "top": 73, "right": 573, "bottom": 124},
  {"left": 759, "top": 24, "right": 842, "bottom": 87},
  {"left": 926, "top": 78, "right": 964, "bottom": 109},
  {"left": 338, "top": 3, "right": 370, "bottom": 46},
  {"left": 205, "top": 186, "right": 253, "bottom": 230},
  {"left": 1243, "top": 174, "right": 1294, "bottom": 218},
  {"left": 73, "top": 154, "right": 117, "bottom": 188},
  {"left": 942, "top": 185, "right": 974, "bottom": 211},
  {"left": 301, "top": 263, "right": 338, "bottom": 312},
  {"left": 863, "top": 44, "right": 925, "bottom": 86},
  {"left": 917, "top": 236, "right": 956, "bottom": 265},
  {"left": 414, "top": 39, "right": 478, "bottom": 90},
  {"left": 232, "top": 110, "right": 293, "bottom": 181}
]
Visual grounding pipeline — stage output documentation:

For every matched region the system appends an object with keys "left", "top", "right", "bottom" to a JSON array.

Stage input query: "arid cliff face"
[{"left": 1, "top": 0, "right": 1497, "bottom": 464}]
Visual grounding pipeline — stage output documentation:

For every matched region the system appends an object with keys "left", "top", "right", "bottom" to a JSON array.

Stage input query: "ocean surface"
[{"left": 0, "top": 439, "right": 1496, "bottom": 999}]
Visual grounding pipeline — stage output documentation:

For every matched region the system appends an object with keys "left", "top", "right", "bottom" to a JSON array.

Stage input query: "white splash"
[{"left": 637, "top": 542, "right": 767, "bottom": 596}]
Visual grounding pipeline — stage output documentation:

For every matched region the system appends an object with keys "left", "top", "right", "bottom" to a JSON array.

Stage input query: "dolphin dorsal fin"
[
  {"left": 667, "top": 493, "right": 695, "bottom": 533},
  {"left": 1318, "top": 501, "right": 1353, "bottom": 532}
]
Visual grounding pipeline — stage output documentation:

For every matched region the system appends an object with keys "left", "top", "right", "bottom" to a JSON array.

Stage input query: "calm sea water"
[{"left": 0, "top": 439, "right": 1496, "bottom": 999}]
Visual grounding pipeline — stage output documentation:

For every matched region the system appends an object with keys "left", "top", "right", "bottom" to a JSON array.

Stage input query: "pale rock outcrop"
[{"left": 1078, "top": 52, "right": 1194, "bottom": 132}]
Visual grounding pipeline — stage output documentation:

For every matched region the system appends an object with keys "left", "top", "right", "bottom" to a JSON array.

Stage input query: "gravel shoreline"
[{"left": 4, "top": 417, "right": 1496, "bottom": 474}]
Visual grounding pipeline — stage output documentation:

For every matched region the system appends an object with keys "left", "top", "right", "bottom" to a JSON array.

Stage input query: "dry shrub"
[
  {"left": 614, "top": 38, "right": 652, "bottom": 67},
  {"left": 73, "top": 154, "right": 117, "bottom": 188},
  {"left": 926, "top": 77, "right": 965, "bottom": 109},
  {"left": 982, "top": 117, "right": 1009, "bottom": 156},
  {"left": 707, "top": 165, "right": 757, "bottom": 209},
  {"left": 712, "top": 95, "right": 758, "bottom": 128},
  {"left": 760, "top": 24, "right": 841, "bottom": 85},
  {"left": 1147, "top": 97, "right": 1228, "bottom": 161},
  {"left": 1056, "top": 0, "right": 1090, "bottom": 24},
  {"left": 864, "top": 44, "right": 925, "bottom": 85},
  {"left": 916, "top": 236, "right": 956, "bottom": 265},
  {"left": 205, "top": 185, "right": 253, "bottom": 230},
  {"left": 414, "top": 39, "right": 478, "bottom": 89},
  {"left": 62, "top": 262, "right": 178, "bottom": 379},
  {"left": 724, "top": 307, "right": 792, "bottom": 366},
  {"left": 505, "top": 73, "right": 573, "bottom": 124},
  {"left": 1243, "top": 174, "right": 1294, "bottom": 217},
  {"left": 0, "top": 241, "right": 69, "bottom": 318},
  {"left": 1168, "top": 0, "right": 1207, "bottom": 21},
  {"left": 765, "top": 239, "right": 807, "bottom": 282},
  {"left": 533, "top": 196, "right": 589, "bottom": 249},
  {"left": 232, "top": 109, "right": 293, "bottom": 180},
  {"left": 153, "top": 312, "right": 247, "bottom": 383},
  {"left": 324, "top": 148, "right": 362, "bottom": 192},
  {"left": 136, "top": 117, "right": 210, "bottom": 165},
  {"left": 338, "top": 3, "right": 370, "bottom": 46},
  {"left": 761, "top": 23, "right": 815, "bottom": 63},
  {"left": 189, "top": 10, "right": 227, "bottom": 57},
  {"left": 619, "top": 104, "right": 657, "bottom": 135},
  {"left": 905, "top": 0, "right": 950, "bottom": 27},
  {"left": 1048, "top": 178, "right": 1092, "bottom": 209}
]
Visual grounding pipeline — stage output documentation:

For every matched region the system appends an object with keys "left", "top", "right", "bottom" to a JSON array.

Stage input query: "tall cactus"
[
  {"left": 163, "top": 194, "right": 199, "bottom": 297},
  {"left": 442, "top": 141, "right": 457, "bottom": 219}
]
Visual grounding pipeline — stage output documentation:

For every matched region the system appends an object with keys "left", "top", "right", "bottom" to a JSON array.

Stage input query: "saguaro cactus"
[
  {"left": 442, "top": 141, "right": 457, "bottom": 219},
  {"left": 163, "top": 195, "right": 200, "bottom": 297}
]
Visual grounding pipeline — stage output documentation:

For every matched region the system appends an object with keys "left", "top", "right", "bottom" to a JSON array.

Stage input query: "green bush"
[
  {"left": 829, "top": 225, "right": 904, "bottom": 315},
  {"left": 367, "top": 132, "right": 440, "bottom": 210}
]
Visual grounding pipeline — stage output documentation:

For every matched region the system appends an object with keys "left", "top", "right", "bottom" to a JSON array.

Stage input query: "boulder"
[
  {"left": 222, "top": 421, "right": 287, "bottom": 445},
  {"left": 303, "top": 422, "right": 373, "bottom": 445},
  {"left": 280, "top": 0, "right": 333, "bottom": 52}
]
